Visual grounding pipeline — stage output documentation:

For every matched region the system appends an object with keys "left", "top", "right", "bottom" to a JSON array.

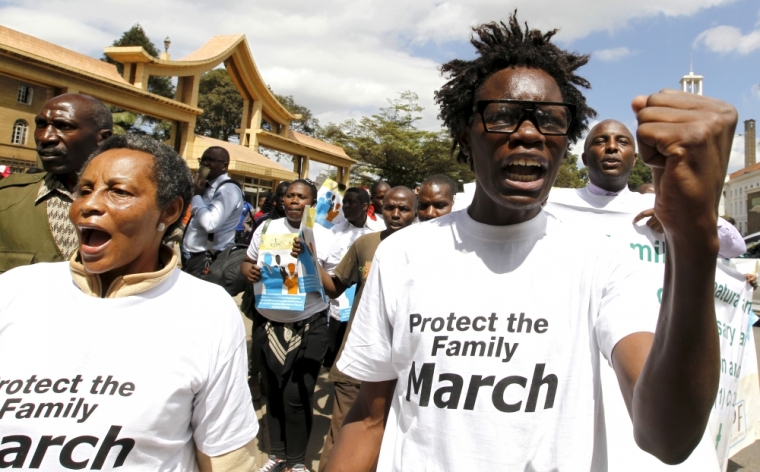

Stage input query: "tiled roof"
[
  {"left": 193, "top": 135, "right": 292, "bottom": 172},
  {"left": 729, "top": 162, "right": 760, "bottom": 180},
  {"left": 288, "top": 130, "right": 352, "bottom": 160}
]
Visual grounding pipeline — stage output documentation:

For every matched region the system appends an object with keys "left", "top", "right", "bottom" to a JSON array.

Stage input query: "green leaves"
[
  {"left": 319, "top": 92, "right": 475, "bottom": 188},
  {"left": 111, "top": 111, "right": 137, "bottom": 136},
  {"left": 554, "top": 152, "right": 588, "bottom": 188},
  {"left": 195, "top": 69, "right": 243, "bottom": 141},
  {"left": 627, "top": 155, "right": 653, "bottom": 191},
  {"left": 103, "top": 24, "right": 175, "bottom": 99}
]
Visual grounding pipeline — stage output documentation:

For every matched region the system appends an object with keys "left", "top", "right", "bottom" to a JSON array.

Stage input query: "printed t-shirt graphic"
[
  {"left": 338, "top": 209, "right": 660, "bottom": 471},
  {"left": 0, "top": 263, "right": 257, "bottom": 471},
  {"left": 547, "top": 186, "right": 751, "bottom": 471}
]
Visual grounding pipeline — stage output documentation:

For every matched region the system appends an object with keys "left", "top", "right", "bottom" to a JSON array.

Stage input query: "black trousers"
[{"left": 261, "top": 315, "right": 328, "bottom": 467}]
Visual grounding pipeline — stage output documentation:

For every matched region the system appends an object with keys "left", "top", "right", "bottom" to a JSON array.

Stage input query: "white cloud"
[
  {"left": 0, "top": 0, "right": 737, "bottom": 132},
  {"left": 694, "top": 25, "right": 760, "bottom": 54},
  {"left": 593, "top": 47, "right": 634, "bottom": 62},
  {"left": 728, "top": 134, "right": 746, "bottom": 174}
]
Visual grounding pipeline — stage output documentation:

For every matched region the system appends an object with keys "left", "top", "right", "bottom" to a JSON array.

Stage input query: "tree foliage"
[
  {"left": 319, "top": 92, "right": 475, "bottom": 188},
  {"left": 104, "top": 24, "right": 174, "bottom": 140},
  {"left": 195, "top": 69, "right": 243, "bottom": 142},
  {"left": 103, "top": 24, "right": 174, "bottom": 99},
  {"left": 554, "top": 152, "right": 588, "bottom": 188},
  {"left": 627, "top": 155, "right": 653, "bottom": 190},
  {"left": 111, "top": 110, "right": 137, "bottom": 135},
  {"left": 274, "top": 93, "right": 320, "bottom": 137}
]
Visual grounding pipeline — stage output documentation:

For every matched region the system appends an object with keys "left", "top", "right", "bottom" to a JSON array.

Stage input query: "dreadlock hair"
[{"left": 435, "top": 10, "right": 597, "bottom": 164}]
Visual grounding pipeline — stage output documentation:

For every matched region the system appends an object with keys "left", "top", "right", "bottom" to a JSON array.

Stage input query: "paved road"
[{"left": 242, "top": 312, "right": 760, "bottom": 471}]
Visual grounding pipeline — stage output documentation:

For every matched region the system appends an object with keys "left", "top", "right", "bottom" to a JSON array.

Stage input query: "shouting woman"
[{"left": 0, "top": 135, "right": 258, "bottom": 470}]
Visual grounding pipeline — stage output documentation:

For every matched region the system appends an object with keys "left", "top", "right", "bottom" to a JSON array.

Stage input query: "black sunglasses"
[{"left": 474, "top": 100, "right": 576, "bottom": 136}]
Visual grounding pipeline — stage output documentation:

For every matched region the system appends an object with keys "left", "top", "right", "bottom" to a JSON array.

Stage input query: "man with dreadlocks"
[{"left": 326, "top": 11, "right": 737, "bottom": 472}]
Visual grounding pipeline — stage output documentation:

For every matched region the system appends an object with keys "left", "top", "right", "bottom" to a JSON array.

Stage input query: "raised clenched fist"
[{"left": 632, "top": 90, "right": 737, "bottom": 244}]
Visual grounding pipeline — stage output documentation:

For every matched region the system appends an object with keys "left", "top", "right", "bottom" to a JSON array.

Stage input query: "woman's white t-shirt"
[
  {"left": 0, "top": 263, "right": 258, "bottom": 471},
  {"left": 337, "top": 209, "right": 661, "bottom": 471},
  {"left": 247, "top": 217, "right": 335, "bottom": 323}
]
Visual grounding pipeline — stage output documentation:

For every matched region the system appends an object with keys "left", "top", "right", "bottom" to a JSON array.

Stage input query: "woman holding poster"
[
  {"left": 241, "top": 179, "right": 336, "bottom": 472},
  {"left": 0, "top": 135, "right": 258, "bottom": 471}
]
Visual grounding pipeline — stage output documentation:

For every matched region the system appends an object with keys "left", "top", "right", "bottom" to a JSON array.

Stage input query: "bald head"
[
  {"left": 584, "top": 120, "right": 634, "bottom": 152},
  {"left": 382, "top": 186, "right": 417, "bottom": 233},
  {"left": 34, "top": 94, "right": 113, "bottom": 187},
  {"left": 582, "top": 119, "right": 636, "bottom": 192}
]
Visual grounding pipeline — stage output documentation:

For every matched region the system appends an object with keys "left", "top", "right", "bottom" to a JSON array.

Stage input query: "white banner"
[
  {"left": 548, "top": 188, "right": 757, "bottom": 471},
  {"left": 708, "top": 262, "right": 754, "bottom": 469}
]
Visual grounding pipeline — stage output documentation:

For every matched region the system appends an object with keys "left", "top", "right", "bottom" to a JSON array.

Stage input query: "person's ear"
[
  {"left": 581, "top": 151, "right": 587, "bottom": 166},
  {"left": 159, "top": 196, "right": 184, "bottom": 233},
  {"left": 458, "top": 130, "right": 471, "bottom": 163},
  {"left": 97, "top": 129, "right": 113, "bottom": 144}
]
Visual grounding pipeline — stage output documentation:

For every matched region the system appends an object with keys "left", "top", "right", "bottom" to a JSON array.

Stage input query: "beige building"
[{"left": 0, "top": 26, "right": 354, "bottom": 201}]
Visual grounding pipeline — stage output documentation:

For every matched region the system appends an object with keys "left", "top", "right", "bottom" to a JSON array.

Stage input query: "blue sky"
[
  {"left": 1, "top": 0, "right": 758, "bottom": 173},
  {"left": 409, "top": 0, "right": 760, "bottom": 171}
]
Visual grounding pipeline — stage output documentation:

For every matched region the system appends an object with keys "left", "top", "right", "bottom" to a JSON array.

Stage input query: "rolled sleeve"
[
  {"left": 192, "top": 336, "right": 258, "bottom": 456},
  {"left": 595, "top": 255, "right": 661, "bottom": 363},
  {"left": 192, "top": 187, "right": 237, "bottom": 233},
  {"left": 246, "top": 224, "right": 264, "bottom": 261}
]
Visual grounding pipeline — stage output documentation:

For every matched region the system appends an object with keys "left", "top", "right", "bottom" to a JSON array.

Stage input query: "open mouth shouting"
[
  {"left": 502, "top": 157, "right": 548, "bottom": 191},
  {"left": 79, "top": 226, "right": 113, "bottom": 258}
]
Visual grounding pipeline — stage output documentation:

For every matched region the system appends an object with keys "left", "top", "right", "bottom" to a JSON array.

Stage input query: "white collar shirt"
[{"left": 183, "top": 173, "right": 243, "bottom": 254}]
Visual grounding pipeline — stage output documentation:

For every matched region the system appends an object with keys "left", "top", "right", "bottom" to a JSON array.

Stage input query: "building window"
[
  {"left": 16, "top": 85, "right": 33, "bottom": 105},
  {"left": 11, "top": 120, "right": 28, "bottom": 145}
]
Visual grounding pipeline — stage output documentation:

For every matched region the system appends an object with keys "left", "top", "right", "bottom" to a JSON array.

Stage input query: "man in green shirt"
[{"left": 0, "top": 94, "right": 112, "bottom": 273}]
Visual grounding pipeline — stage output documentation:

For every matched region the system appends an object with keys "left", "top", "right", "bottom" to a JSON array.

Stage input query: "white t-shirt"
[
  {"left": 247, "top": 217, "right": 335, "bottom": 323},
  {"left": 547, "top": 186, "right": 722, "bottom": 472},
  {"left": 338, "top": 209, "right": 660, "bottom": 471},
  {"left": 0, "top": 263, "right": 257, "bottom": 471},
  {"left": 325, "top": 219, "right": 383, "bottom": 320},
  {"left": 370, "top": 214, "right": 386, "bottom": 231}
]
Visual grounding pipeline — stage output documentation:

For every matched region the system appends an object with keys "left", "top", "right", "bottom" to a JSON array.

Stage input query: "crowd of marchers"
[{"left": 0, "top": 11, "right": 751, "bottom": 472}]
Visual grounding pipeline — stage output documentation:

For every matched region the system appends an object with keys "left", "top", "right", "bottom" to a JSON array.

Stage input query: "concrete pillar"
[
  {"left": 133, "top": 63, "right": 148, "bottom": 90},
  {"left": 122, "top": 63, "right": 133, "bottom": 83},
  {"left": 239, "top": 98, "right": 251, "bottom": 146},
  {"left": 250, "top": 101, "right": 263, "bottom": 149},
  {"left": 293, "top": 156, "right": 301, "bottom": 176},
  {"left": 188, "top": 74, "right": 201, "bottom": 108},
  {"left": 178, "top": 117, "right": 197, "bottom": 160},
  {"left": 302, "top": 157, "right": 310, "bottom": 179}
]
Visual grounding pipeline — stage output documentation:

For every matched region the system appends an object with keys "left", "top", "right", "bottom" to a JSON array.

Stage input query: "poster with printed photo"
[
  {"left": 315, "top": 178, "right": 346, "bottom": 229},
  {"left": 254, "top": 232, "right": 302, "bottom": 311},
  {"left": 298, "top": 206, "right": 327, "bottom": 302}
]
